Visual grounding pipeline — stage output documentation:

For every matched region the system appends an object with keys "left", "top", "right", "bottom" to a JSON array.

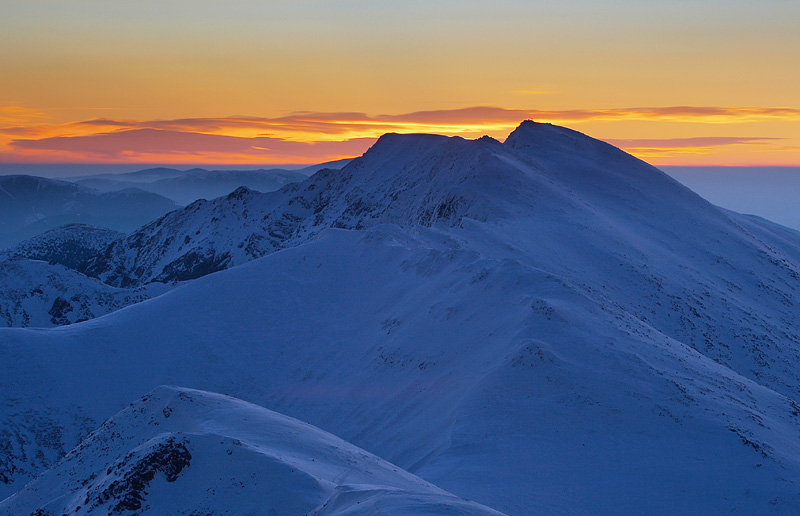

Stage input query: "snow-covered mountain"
[
  {"left": 0, "top": 223, "right": 123, "bottom": 270},
  {"left": 79, "top": 132, "right": 533, "bottom": 286},
  {"left": 2, "top": 121, "right": 800, "bottom": 515},
  {"left": 1, "top": 386, "right": 503, "bottom": 516},
  {"left": 0, "top": 176, "right": 177, "bottom": 248},
  {"left": 78, "top": 123, "right": 800, "bottom": 401},
  {"left": 66, "top": 159, "right": 351, "bottom": 206}
]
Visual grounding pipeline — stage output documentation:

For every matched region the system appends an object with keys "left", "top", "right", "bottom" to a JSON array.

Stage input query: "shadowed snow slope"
[
  {"left": 0, "top": 386, "right": 503, "bottom": 516},
  {"left": 2, "top": 121, "right": 800, "bottom": 515}
]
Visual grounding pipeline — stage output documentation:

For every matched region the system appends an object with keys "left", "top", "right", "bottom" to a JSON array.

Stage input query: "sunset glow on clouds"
[
  {"left": 1, "top": 1, "right": 798, "bottom": 166},
  {"left": 1, "top": 106, "right": 799, "bottom": 165}
]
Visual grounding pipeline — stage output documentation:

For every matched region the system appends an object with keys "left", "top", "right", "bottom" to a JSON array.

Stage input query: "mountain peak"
[
  {"left": 361, "top": 132, "right": 455, "bottom": 161},
  {"left": 226, "top": 185, "right": 252, "bottom": 200},
  {"left": 505, "top": 119, "right": 591, "bottom": 151}
]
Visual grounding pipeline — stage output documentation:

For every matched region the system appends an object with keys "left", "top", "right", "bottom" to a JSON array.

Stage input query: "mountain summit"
[{"left": 79, "top": 121, "right": 699, "bottom": 286}]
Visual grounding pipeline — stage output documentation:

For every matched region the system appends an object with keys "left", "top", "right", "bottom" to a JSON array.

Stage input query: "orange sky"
[{"left": 1, "top": 1, "right": 798, "bottom": 166}]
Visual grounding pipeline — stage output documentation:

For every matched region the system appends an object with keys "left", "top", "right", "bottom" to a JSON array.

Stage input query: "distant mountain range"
[
  {"left": 0, "top": 159, "right": 352, "bottom": 324},
  {"left": 0, "top": 175, "right": 177, "bottom": 248},
  {"left": 0, "top": 160, "right": 349, "bottom": 249},
  {"left": 2, "top": 123, "right": 800, "bottom": 515},
  {"left": 65, "top": 159, "right": 351, "bottom": 205}
]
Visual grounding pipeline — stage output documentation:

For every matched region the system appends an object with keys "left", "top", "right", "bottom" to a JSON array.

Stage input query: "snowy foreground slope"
[
  {"left": 2, "top": 121, "right": 800, "bottom": 515},
  {"left": 1, "top": 386, "right": 503, "bottom": 516},
  {"left": 3, "top": 228, "right": 800, "bottom": 514}
]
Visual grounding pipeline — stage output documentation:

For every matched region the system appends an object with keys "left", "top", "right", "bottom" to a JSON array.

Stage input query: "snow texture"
[{"left": 2, "top": 121, "right": 800, "bottom": 515}]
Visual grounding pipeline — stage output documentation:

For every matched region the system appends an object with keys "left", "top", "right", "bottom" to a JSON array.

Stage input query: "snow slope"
[
  {"left": 2, "top": 121, "right": 800, "bottom": 515},
  {"left": 1, "top": 386, "right": 503, "bottom": 516},
  {"left": 3, "top": 226, "right": 800, "bottom": 514},
  {"left": 79, "top": 123, "right": 800, "bottom": 400}
]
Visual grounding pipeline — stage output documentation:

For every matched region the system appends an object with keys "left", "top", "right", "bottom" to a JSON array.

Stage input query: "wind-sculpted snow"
[
  {"left": 2, "top": 121, "right": 800, "bottom": 515},
  {"left": 0, "top": 386, "right": 506, "bottom": 516}
]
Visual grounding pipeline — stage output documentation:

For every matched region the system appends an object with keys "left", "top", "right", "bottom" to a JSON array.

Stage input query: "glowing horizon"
[
  {"left": 1, "top": 106, "right": 798, "bottom": 166},
  {"left": 2, "top": 1, "right": 798, "bottom": 167}
]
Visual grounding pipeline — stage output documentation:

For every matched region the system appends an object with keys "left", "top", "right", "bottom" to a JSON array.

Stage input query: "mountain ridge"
[
  {"left": 66, "top": 120, "right": 800, "bottom": 402},
  {"left": 2, "top": 121, "right": 800, "bottom": 515}
]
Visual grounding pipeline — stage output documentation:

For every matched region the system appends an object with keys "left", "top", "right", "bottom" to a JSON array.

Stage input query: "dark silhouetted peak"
[
  {"left": 362, "top": 132, "right": 453, "bottom": 160},
  {"left": 504, "top": 120, "right": 588, "bottom": 151},
  {"left": 227, "top": 186, "right": 252, "bottom": 200},
  {"left": 476, "top": 135, "right": 502, "bottom": 145},
  {"left": 0, "top": 174, "right": 86, "bottom": 195}
]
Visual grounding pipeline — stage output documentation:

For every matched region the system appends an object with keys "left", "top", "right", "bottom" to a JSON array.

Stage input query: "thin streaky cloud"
[
  {"left": 39, "top": 105, "right": 800, "bottom": 138},
  {"left": 0, "top": 106, "right": 47, "bottom": 125},
  {"left": 606, "top": 137, "right": 787, "bottom": 159},
  {"left": 7, "top": 128, "right": 376, "bottom": 164},
  {"left": 3, "top": 106, "right": 799, "bottom": 164}
]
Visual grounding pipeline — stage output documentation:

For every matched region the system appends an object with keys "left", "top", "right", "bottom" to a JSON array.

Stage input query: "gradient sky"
[{"left": 1, "top": 0, "right": 798, "bottom": 165}]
